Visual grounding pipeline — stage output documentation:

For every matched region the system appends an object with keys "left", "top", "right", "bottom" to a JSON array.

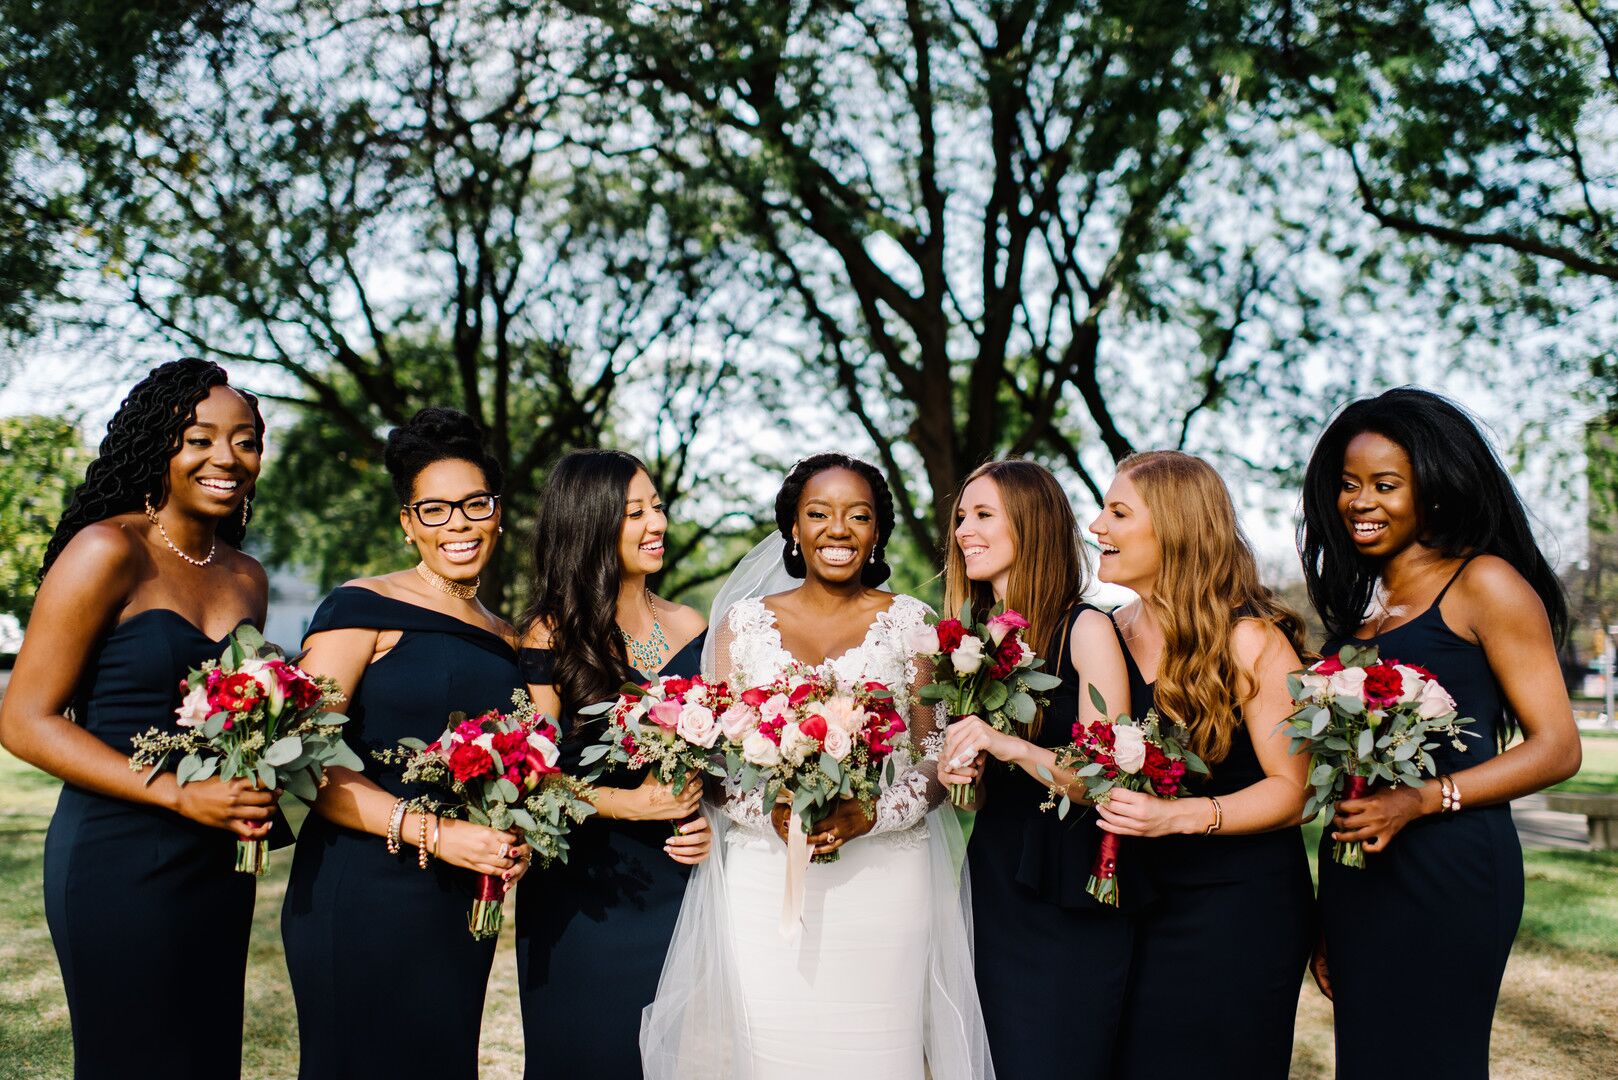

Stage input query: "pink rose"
[
  {"left": 676, "top": 702, "right": 721, "bottom": 748},
  {"left": 719, "top": 704, "right": 757, "bottom": 743},
  {"left": 649, "top": 698, "right": 683, "bottom": 730},
  {"left": 175, "top": 683, "right": 212, "bottom": 728},
  {"left": 823, "top": 726, "right": 853, "bottom": 761}
]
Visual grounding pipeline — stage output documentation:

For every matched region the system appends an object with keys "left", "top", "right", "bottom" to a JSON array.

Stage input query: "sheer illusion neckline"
[{"left": 757, "top": 595, "right": 903, "bottom": 671}]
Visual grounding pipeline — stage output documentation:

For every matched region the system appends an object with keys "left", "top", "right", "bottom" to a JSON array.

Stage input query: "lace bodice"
[{"left": 715, "top": 595, "right": 945, "bottom": 844}]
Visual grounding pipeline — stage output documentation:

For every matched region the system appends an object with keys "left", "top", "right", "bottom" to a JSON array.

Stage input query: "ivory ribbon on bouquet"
[{"left": 780, "top": 810, "right": 811, "bottom": 939}]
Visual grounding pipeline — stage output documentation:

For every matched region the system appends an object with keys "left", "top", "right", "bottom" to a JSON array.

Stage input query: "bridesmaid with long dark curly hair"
[
  {"left": 515, "top": 449, "right": 710, "bottom": 1079},
  {"left": 1300, "top": 388, "right": 1580, "bottom": 1079},
  {"left": 0, "top": 359, "right": 274, "bottom": 1079}
]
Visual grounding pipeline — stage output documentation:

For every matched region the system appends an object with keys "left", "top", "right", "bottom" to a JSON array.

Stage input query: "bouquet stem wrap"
[
  {"left": 1087, "top": 830, "right": 1121, "bottom": 906},
  {"left": 234, "top": 838, "right": 268, "bottom": 877},
  {"left": 1334, "top": 775, "right": 1371, "bottom": 869},
  {"left": 781, "top": 810, "right": 810, "bottom": 939},
  {"left": 469, "top": 873, "right": 505, "bottom": 939},
  {"left": 947, "top": 712, "right": 977, "bottom": 809}
]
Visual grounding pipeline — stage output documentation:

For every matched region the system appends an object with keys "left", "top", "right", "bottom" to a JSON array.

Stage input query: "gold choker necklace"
[{"left": 415, "top": 561, "right": 478, "bottom": 600}]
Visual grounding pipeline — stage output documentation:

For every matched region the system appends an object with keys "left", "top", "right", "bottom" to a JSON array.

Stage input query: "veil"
[{"left": 642, "top": 537, "right": 993, "bottom": 1080}]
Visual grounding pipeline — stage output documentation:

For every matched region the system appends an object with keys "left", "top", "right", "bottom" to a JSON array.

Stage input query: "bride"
[{"left": 641, "top": 454, "right": 992, "bottom": 1080}]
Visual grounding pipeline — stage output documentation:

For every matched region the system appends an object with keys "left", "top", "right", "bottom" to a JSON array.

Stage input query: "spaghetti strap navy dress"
[
  {"left": 967, "top": 604, "right": 1135, "bottom": 1077},
  {"left": 1319, "top": 558, "right": 1521, "bottom": 1080},
  {"left": 280, "top": 587, "right": 522, "bottom": 1080},
  {"left": 1109, "top": 612, "right": 1313, "bottom": 1080},
  {"left": 44, "top": 609, "right": 258, "bottom": 1079},
  {"left": 514, "top": 630, "right": 706, "bottom": 1080}
]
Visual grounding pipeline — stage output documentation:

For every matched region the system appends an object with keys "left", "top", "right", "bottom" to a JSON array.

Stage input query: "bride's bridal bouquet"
[
  {"left": 1047, "top": 689, "right": 1208, "bottom": 906},
  {"left": 375, "top": 693, "right": 595, "bottom": 938},
  {"left": 1281, "top": 643, "right": 1476, "bottom": 869},
  {"left": 910, "top": 605, "right": 1061, "bottom": 807},
  {"left": 577, "top": 674, "right": 734, "bottom": 828},
  {"left": 129, "top": 625, "right": 360, "bottom": 876}
]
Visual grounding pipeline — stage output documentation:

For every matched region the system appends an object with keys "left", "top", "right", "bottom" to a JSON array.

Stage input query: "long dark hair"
[
  {"left": 773, "top": 453, "right": 895, "bottom": 587},
  {"left": 1299, "top": 385, "right": 1567, "bottom": 648},
  {"left": 40, "top": 358, "right": 265, "bottom": 579},
  {"left": 519, "top": 449, "right": 644, "bottom": 717}
]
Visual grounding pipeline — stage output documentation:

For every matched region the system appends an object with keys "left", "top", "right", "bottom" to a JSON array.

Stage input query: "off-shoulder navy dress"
[
  {"left": 514, "top": 630, "right": 706, "bottom": 1080},
  {"left": 44, "top": 610, "right": 258, "bottom": 1079},
  {"left": 1110, "top": 612, "right": 1313, "bottom": 1080},
  {"left": 1319, "top": 558, "right": 1522, "bottom": 1079},
  {"left": 966, "top": 604, "right": 1135, "bottom": 1077},
  {"left": 280, "top": 587, "right": 522, "bottom": 1080}
]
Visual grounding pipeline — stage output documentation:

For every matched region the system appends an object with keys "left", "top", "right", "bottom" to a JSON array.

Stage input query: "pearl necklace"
[
  {"left": 415, "top": 561, "right": 479, "bottom": 601},
  {"left": 621, "top": 587, "right": 668, "bottom": 671},
  {"left": 144, "top": 500, "right": 216, "bottom": 567}
]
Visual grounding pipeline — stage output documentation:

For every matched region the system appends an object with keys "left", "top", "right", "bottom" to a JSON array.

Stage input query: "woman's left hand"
[
  {"left": 808, "top": 798, "right": 875, "bottom": 857},
  {"left": 664, "top": 813, "right": 713, "bottom": 865},
  {"left": 1095, "top": 788, "right": 1208, "bottom": 837},
  {"left": 502, "top": 841, "right": 534, "bottom": 890},
  {"left": 1330, "top": 784, "right": 1427, "bottom": 853}
]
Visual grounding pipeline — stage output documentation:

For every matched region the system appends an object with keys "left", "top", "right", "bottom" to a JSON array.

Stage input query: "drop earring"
[
  {"left": 240, "top": 498, "right": 251, "bottom": 529},
  {"left": 791, "top": 539, "right": 799, "bottom": 556},
  {"left": 869, "top": 549, "right": 876, "bottom": 564}
]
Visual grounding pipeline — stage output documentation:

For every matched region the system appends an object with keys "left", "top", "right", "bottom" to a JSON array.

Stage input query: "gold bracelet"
[
  {"left": 385, "top": 798, "right": 407, "bottom": 854},
  {"left": 1204, "top": 796, "right": 1223, "bottom": 835},
  {"left": 417, "top": 810, "right": 431, "bottom": 869},
  {"left": 429, "top": 814, "right": 442, "bottom": 858},
  {"left": 1440, "top": 774, "right": 1459, "bottom": 813}
]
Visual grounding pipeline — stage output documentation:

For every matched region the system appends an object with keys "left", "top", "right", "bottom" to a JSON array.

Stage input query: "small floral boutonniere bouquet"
[
  {"left": 129, "top": 625, "right": 359, "bottom": 876},
  {"left": 1045, "top": 688, "right": 1208, "bottom": 906},
  {"left": 374, "top": 693, "right": 596, "bottom": 938},
  {"left": 909, "top": 604, "right": 1062, "bottom": 807},
  {"left": 1281, "top": 644, "right": 1476, "bottom": 868},
  {"left": 577, "top": 673, "right": 734, "bottom": 830}
]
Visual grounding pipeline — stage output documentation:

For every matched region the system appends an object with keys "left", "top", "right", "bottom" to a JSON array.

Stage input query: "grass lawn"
[
  {"left": 1550, "top": 730, "right": 1618, "bottom": 795},
  {"left": 3, "top": 742, "right": 1616, "bottom": 1078}
]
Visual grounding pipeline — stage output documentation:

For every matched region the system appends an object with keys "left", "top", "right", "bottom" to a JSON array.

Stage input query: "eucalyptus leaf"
[{"left": 263, "top": 735, "right": 303, "bottom": 767}]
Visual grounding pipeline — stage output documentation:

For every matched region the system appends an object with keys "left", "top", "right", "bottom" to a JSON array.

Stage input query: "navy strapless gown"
[
  {"left": 1110, "top": 612, "right": 1313, "bottom": 1080},
  {"left": 967, "top": 604, "right": 1136, "bottom": 1077},
  {"left": 514, "top": 631, "right": 705, "bottom": 1080},
  {"left": 280, "top": 587, "right": 522, "bottom": 1080},
  {"left": 1319, "top": 558, "right": 1522, "bottom": 1079},
  {"left": 44, "top": 609, "right": 259, "bottom": 1080}
]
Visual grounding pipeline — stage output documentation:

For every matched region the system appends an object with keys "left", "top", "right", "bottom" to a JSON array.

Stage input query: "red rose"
[
  {"left": 987, "top": 636, "right": 1024, "bottom": 680},
  {"left": 934, "top": 619, "right": 966, "bottom": 654},
  {"left": 210, "top": 671, "right": 262, "bottom": 713},
  {"left": 662, "top": 676, "right": 694, "bottom": 701},
  {"left": 1312, "top": 655, "right": 1345, "bottom": 675},
  {"left": 1362, "top": 663, "right": 1404, "bottom": 706},
  {"left": 448, "top": 741, "right": 495, "bottom": 782}
]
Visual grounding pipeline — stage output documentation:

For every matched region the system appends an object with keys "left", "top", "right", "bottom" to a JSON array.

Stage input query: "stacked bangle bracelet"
[
  {"left": 416, "top": 811, "right": 431, "bottom": 869},
  {"left": 1204, "top": 796, "right": 1224, "bottom": 835},
  {"left": 385, "top": 798, "right": 407, "bottom": 854}
]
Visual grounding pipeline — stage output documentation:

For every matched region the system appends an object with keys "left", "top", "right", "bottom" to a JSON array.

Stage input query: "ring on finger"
[{"left": 497, "top": 842, "right": 510, "bottom": 859}]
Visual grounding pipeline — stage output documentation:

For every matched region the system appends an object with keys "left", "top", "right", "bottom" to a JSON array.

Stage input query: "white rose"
[
  {"left": 780, "top": 722, "right": 816, "bottom": 765},
  {"left": 950, "top": 634, "right": 987, "bottom": 675},
  {"left": 823, "top": 726, "right": 853, "bottom": 761},
  {"left": 1112, "top": 724, "right": 1147, "bottom": 774},
  {"left": 473, "top": 731, "right": 496, "bottom": 751},
  {"left": 742, "top": 731, "right": 782, "bottom": 766},
  {"left": 526, "top": 730, "right": 560, "bottom": 768},
  {"left": 1327, "top": 666, "right": 1368, "bottom": 700},
  {"left": 676, "top": 702, "right": 721, "bottom": 748},
  {"left": 239, "top": 658, "right": 285, "bottom": 714},
  {"left": 1414, "top": 678, "right": 1457, "bottom": 720},
  {"left": 718, "top": 704, "right": 757, "bottom": 743},
  {"left": 908, "top": 625, "right": 942, "bottom": 656},
  {"left": 1297, "top": 672, "right": 1330, "bottom": 700},
  {"left": 175, "top": 683, "right": 211, "bottom": 728},
  {"left": 817, "top": 697, "right": 866, "bottom": 735},
  {"left": 1393, "top": 664, "right": 1425, "bottom": 705}
]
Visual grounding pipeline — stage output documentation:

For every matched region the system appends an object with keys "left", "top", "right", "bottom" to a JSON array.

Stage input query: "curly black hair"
[
  {"left": 774, "top": 453, "right": 895, "bottom": 587},
  {"left": 39, "top": 358, "right": 265, "bottom": 579},
  {"left": 383, "top": 407, "right": 504, "bottom": 503}
]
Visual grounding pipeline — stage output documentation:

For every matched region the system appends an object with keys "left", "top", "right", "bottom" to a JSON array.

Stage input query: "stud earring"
[
  {"left": 498, "top": 526, "right": 504, "bottom": 534},
  {"left": 404, "top": 535, "right": 414, "bottom": 546}
]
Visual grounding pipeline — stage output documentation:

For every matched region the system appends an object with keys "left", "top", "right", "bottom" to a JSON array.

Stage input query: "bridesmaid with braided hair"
[{"left": 0, "top": 359, "right": 274, "bottom": 1079}]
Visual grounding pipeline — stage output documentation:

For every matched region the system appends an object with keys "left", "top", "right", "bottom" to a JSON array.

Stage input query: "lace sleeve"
[
  {"left": 868, "top": 605, "right": 946, "bottom": 836},
  {"left": 711, "top": 607, "right": 771, "bottom": 831}
]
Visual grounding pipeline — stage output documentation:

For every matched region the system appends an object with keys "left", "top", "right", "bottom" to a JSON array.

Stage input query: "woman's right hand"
[
  {"left": 434, "top": 818, "right": 525, "bottom": 877},
  {"left": 620, "top": 771, "right": 704, "bottom": 822},
  {"left": 173, "top": 776, "right": 277, "bottom": 839}
]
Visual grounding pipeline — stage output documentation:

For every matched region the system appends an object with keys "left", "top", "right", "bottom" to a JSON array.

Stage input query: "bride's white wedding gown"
[{"left": 641, "top": 589, "right": 992, "bottom": 1080}]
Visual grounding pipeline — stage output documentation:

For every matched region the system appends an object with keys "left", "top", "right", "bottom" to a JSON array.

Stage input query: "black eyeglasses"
[{"left": 405, "top": 493, "right": 499, "bottom": 527}]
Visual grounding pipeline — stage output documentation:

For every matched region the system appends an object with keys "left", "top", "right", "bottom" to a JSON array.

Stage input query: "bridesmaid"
[
  {"left": 1300, "top": 388, "right": 1580, "bottom": 1079},
  {"left": 1088, "top": 450, "right": 1312, "bottom": 1080},
  {"left": 515, "top": 449, "right": 711, "bottom": 1079},
  {"left": 281, "top": 407, "right": 533, "bottom": 1080},
  {"left": 0, "top": 359, "right": 273, "bottom": 1079},
  {"left": 934, "top": 459, "right": 1135, "bottom": 1078}
]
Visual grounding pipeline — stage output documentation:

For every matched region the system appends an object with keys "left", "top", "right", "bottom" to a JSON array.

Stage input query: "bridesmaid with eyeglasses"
[{"left": 280, "top": 407, "right": 533, "bottom": 1080}]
